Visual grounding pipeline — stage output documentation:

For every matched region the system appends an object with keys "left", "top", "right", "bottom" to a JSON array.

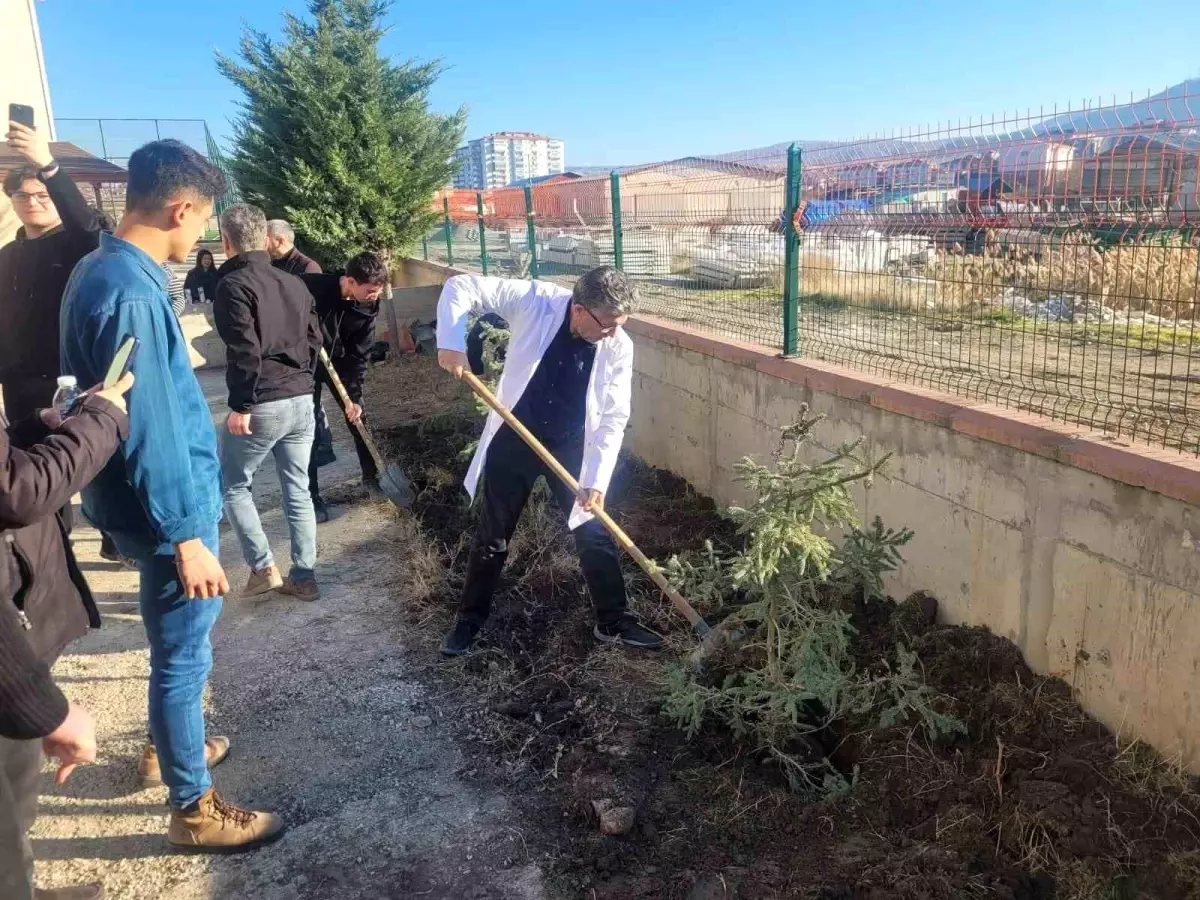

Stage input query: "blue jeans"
[
  {"left": 221, "top": 395, "right": 316, "bottom": 581},
  {"left": 111, "top": 526, "right": 223, "bottom": 810}
]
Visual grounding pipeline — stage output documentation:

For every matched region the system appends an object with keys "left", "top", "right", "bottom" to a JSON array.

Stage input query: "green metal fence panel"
[{"left": 442, "top": 196, "right": 454, "bottom": 267}]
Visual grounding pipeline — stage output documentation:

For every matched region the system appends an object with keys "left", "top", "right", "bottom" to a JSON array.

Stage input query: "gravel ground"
[{"left": 31, "top": 350, "right": 546, "bottom": 899}]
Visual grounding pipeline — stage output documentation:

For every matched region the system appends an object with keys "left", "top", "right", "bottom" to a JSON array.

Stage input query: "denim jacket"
[{"left": 59, "top": 233, "right": 222, "bottom": 551}]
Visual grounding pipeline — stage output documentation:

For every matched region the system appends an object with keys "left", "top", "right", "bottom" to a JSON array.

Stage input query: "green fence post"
[
  {"left": 610, "top": 170, "right": 624, "bottom": 271},
  {"left": 476, "top": 192, "right": 489, "bottom": 276},
  {"left": 442, "top": 196, "right": 454, "bottom": 266},
  {"left": 524, "top": 186, "right": 539, "bottom": 279},
  {"left": 422, "top": 234, "right": 428, "bottom": 260},
  {"left": 782, "top": 143, "right": 802, "bottom": 357}
]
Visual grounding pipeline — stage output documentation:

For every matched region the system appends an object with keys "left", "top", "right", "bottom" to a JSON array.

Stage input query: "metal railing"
[
  {"left": 426, "top": 83, "right": 1200, "bottom": 455},
  {"left": 54, "top": 117, "right": 240, "bottom": 217}
]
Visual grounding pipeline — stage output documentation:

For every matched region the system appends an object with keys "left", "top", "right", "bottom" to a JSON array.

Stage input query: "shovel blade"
[{"left": 378, "top": 464, "right": 415, "bottom": 508}]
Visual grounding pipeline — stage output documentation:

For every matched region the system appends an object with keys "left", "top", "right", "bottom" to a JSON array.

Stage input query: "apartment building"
[{"left": 454, "top": 132, "right": 566, "bottom": 189}]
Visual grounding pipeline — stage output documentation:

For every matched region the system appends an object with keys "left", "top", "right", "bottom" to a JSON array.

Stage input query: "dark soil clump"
[{"left": 371, "top": 356, "right": 1200, "bottom": 899}]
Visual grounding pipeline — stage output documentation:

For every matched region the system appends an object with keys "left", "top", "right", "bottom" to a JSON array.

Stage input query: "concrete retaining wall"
[{"left": 397, "top": 258, "right": 1200, "bottom": 771}]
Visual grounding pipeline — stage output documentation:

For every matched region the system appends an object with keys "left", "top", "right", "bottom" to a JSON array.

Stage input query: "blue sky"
[{"left": 35, "top": 0, "right": 1200, "bottom": 167}]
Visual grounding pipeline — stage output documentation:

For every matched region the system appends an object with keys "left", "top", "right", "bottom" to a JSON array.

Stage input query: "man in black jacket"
[
  {"left": 300, "top": 253, "right": 386, "bottom": 522},
  {"left": 214, "top": 205, "right": 323, "bottom": 601},
  {"left": 0, "top": 120, "right": 101, "bottom": 425},
  {"left": 266, "top": 220, "right": 321, "bottom": 276},
  {"left": 0, "top": 373, "right": 133, "bottom": 900}
]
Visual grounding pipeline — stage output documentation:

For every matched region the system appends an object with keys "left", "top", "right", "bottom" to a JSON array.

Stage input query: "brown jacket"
[{"left": 0, "top": 396, "right": 128, "bottom": 739}]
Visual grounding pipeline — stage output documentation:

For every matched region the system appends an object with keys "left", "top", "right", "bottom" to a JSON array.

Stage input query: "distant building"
[{"left": 454, "top": 132, "right": 566, "bottom": 190}]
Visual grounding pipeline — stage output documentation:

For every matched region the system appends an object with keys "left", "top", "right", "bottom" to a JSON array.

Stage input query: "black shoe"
[
  {"left": 594, "top": 617, "right": 663, "bottom": 650},
  {"left": 313, "top": 497, "right": 330, "bottom": 524},
  {"left": 442, "top": 619, "right": 480, "bottom": 657},
  {"left": 35, "top": 884, "right": 104, "bottom": 900}
]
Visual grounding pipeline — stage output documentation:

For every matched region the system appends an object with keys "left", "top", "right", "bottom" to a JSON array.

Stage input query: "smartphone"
[
  {"left": 8, "top": 104, "right": 35, "bottom": 129},
  {"left": 104, "top": 336, "right": 141, "bottom": 388}
]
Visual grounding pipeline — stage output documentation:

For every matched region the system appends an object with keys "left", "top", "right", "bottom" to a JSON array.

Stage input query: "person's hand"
[
  {"left": 346, "top": 402, "right": 363, "bottom": 425},
  {"left": 174, "top": 539, "right": 229, "bottom": 600},
  {"left": 39, "top": 408, "right": 64, "bottom": 429},
  {"left": 226, "top": 411, "right": 252, "bottom": 435},
  {"left": 42, "top": 702, "right": 97, "bottom": 785},
  {"left": 577, "top": 488, "right": 604, "bottom": 512},
  {"left": 90, "top": 371, "right": 135, "bottom": 416},
  {"left": 6, "top": 121, "right": 54, "bottom": 169},
  {"left": 438, "top": 349, "right": 469, "bottom": 379}
]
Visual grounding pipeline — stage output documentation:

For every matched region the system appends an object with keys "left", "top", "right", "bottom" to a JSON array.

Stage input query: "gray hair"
[
  {"left": 571, "top": 265, "right": 637, "bottom": 316},
  {"left": 221, "top": 204, "right": 268, "bottom": 255},
  {"left": 266, "top": 219, "right": 295, "bottom": 242}
]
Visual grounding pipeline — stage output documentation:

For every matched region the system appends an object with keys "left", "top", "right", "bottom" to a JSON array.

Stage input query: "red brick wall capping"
[{"left": 627, "top": 315, "right": 1200, "bottom": 508}]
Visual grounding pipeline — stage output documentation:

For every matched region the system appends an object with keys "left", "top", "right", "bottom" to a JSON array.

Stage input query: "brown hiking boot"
[
  {"left": 168, "top": 789, "right": 285, "bottom": 854},
  {"left": 278, "top": 576, "right": 320, "bottom": 602},
  {"left": 241, "top": 565, "right": 283, "bottom": 597},
  {"left": 138, "top": 736, "right": 231, "bottom": 789}
]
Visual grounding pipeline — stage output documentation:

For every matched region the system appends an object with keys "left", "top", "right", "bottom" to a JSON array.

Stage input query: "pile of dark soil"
[{"left": 370, "top": 356, "right": 1200, "bottom": 900}]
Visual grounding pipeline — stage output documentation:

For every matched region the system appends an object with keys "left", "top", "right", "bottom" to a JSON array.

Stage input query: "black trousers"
[
  {"left": 459, "top": 425, "right": 627, "bottom": 627},
  {"left": 0, "top": 737, "right": 42, "bottom": 900},
  {"left": 307, "top": 378, "right": 378, "bottom": 499}
]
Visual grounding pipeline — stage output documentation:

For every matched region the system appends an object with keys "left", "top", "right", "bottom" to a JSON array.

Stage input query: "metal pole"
[
  {"left": 154, "top": 119, "right": 162, "bottom": 140},
  {"left": 442, "top": 196, "right": 454, "bottom": 267},
  {"left": 97, "top": 120, "right": 108, "bottom": 160},
  {"left": 610, "top": 170, "right": 624, "bottom": 271},
  {"left": 782, "top": 143, "right": 802, "bottom": 357},
  {"left": 524, "top": 186, "right": 539, "bottom": 279},
  {"left": 422, "top": 235, "right": 429, "bottom": 261},
  {"left": 476, "top": 192, "right": 489, "bottom": 276}
]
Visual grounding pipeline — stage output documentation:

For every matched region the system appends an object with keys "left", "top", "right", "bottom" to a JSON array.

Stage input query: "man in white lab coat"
[{"left": 436, "top": 266, "right": 663, "bottom": 656}]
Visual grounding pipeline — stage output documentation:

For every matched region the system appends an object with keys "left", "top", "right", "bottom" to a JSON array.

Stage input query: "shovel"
[
  {"left": 460, "top": 371, "right": 726, "bottom": 658},
  {"left": 319, "top": 348, "right": 414, "bottom": 508}
]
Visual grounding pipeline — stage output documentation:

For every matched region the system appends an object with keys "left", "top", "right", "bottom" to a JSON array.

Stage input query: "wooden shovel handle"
[
  {"left": 318, "top": 347, "right": 386, "bottom": 473},
  {"left": 460, "top": 371, "right": 709, "bottom": 634}
]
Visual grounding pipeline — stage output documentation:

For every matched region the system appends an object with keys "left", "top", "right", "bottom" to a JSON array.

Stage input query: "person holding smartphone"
[
  {"left": 0, "top": 372, "right": 133, "bottom": 900},
  {"left": 0, "top": 113, "right": 102, "bottom": 426}
]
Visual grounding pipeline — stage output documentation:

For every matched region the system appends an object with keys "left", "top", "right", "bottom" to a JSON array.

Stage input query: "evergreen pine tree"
[{"left": 217, "top": 0, "right": 465, "bottom": 266}]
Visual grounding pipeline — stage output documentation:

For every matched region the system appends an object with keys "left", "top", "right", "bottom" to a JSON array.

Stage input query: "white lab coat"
[{"left": 436, "top": 274, "right": 633, "bottom": 530}]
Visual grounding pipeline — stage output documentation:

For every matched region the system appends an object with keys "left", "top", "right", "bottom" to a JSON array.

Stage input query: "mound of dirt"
[{"left": 370, "top": 356, "right": 1200, "bottom": 900}]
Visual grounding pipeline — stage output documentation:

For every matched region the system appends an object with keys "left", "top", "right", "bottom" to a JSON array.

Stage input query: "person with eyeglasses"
[
  {"left": 436, "top": 266, "right": 663, "bottom": 657},
  {"left": 0, "top": 120, "right": 102, "bottom": 427}
]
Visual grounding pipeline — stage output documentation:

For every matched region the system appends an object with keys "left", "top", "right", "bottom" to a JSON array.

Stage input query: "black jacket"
[
  {"left": 0, "top": 397, "right": 128, "bottom": 740},
  {"left": 301, "top": 271, "right": 378, "bottom": 404},
  {"left": 272, "top": 247, "right": 321, "bottom": 277},
  {"left": 183, "top": 266, "right": 219, "bottom": 305},
  {"left": 0, "top": 169, "right": 101, "bottom": 422},
  {"left": 214, "top": 251, "right": 321, "bottom": 414}
]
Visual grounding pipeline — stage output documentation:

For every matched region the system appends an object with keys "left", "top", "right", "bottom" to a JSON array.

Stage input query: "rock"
[
  {"left": 494, "top": 700, "right": 529, "bottom": 719},
  {"left": 591, "top": 799, "right": 636, "bottom": 836},
  {"left": 411, "top": 715, "right": 433, "bottom": 729}
]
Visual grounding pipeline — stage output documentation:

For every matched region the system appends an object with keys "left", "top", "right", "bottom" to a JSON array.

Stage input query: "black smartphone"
[
  {"left": 8, "top": 104, "right": 35, "bottom": 129},
  {"left": 104, "top": 336, "right": 141, "bottom": 388}
]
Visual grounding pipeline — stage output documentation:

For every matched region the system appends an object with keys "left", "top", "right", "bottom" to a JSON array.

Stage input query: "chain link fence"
[{"left": 426, "top": 84, "right": 1200, "bottom": 454}]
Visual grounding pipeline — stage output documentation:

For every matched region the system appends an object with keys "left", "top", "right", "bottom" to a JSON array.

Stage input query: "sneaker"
[
  {"left": 594, "top": 618, "right": 663, "bottom": 650},
  {"left": 241, "top": 566, "right": 283, "bottom": 597},
  {"left": 139, "top": 736, "right": 231, "bottom": 789},
  {"left": 313, "top": 497, "right": 330, "bottom": 524},
  {"left": 278, "top": 577, "right": 320, "bottom": 602},
  {"left": 441, "top": 619, "right": 480, "bottom": 657},
  {"left": 99, "top": 542, "right": 139, "bottom": 570},
  {"left": 34, "top": 885, "right": 104, "bottom": 900},
  {"left": 168, "top": 789, "right": 285, "bottom": 854}
]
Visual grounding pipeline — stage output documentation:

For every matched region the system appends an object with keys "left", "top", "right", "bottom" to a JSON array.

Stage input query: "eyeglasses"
[
  {"left": 577, "top": 303, "right": 619, "bottom": 335},
  {"left": 12, "top": 191, "right": 51, "bottom": 206}
]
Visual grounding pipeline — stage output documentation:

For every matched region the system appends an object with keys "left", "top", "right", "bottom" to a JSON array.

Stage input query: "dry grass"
[{"left": 799, "top": 234, "right": 1200, "bottom": 316}]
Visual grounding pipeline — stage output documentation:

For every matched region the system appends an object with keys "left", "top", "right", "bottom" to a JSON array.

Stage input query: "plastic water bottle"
[{"left": 51, "top": 375, "right": 81, "bottom": 418}]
